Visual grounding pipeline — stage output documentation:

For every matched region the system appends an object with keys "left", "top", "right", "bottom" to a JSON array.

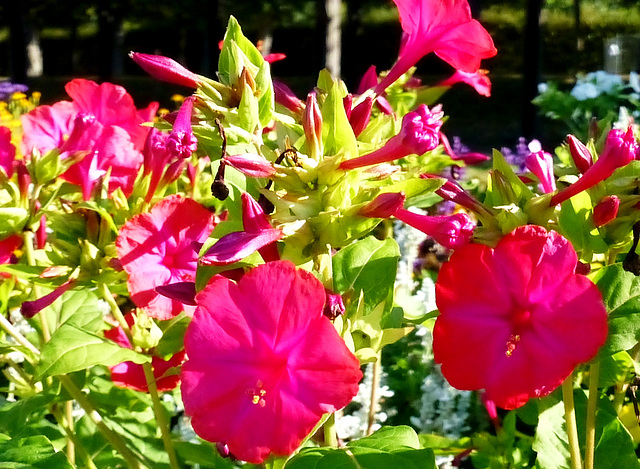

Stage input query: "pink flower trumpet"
[{"left": 129, "top": 52, "right": 202, "bottom": 88}]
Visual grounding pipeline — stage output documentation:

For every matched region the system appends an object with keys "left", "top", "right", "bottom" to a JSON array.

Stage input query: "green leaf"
[
  {"left": 333, "top": 236, "right": 400, "bottom": 316},
  {"left": 155, "top": 312, "right": 190, "bottom": 358},
  {"left": 349, "top": 425, "right": 420, "bottom": 450},
  {"left": 0, "top": 435, "right": 73, "bottom": 468},
  {"left": 485, "top": 149, "right": 534, "bottom": 207},
  {"left": 557, "top": 191, "right": 608, "bottom": 255},
  {"left": 256, "top": 60, "right": 274, "bottom": 128},
  {"left": 0, "top": 393, "right": 61, "bottom": 435},
  {"left": 37, "top": 323, "right": 150, "bottom": 378},
  {"left": 0, "top": 207, "right": 28, "bottom": 236},
  {"left": 599, "top": 351, "right": 637, "bottom": 388},
  {"left": 218, "top": 16, "right": 263, "bottom": 87},
  {"left": 593, "top": 263, "right": 640, "bottom": 356},
  {"left": 238, "top": 83, "right": 260, "bottom": 133},
  {"left": 46, "top": 289, "right": 105, "bottom": 333},
  {"left": 321, "top": 81, "right": 357, "bottom": 159},
  {"left": 534, "top": 390, "right": 640, "bottom": 469}
]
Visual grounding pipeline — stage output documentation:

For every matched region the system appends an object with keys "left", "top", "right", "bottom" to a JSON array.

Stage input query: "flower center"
[
  {"left": 246, "top": 379, "right": 267, "bottom": 408},
  {"left": 505, "top": 309, "right": 532, "bottom": 357}
]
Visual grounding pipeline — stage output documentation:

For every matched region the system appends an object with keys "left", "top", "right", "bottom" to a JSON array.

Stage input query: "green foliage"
[{"left": 0, "top": 435, "right": 73, "bottom": 468}]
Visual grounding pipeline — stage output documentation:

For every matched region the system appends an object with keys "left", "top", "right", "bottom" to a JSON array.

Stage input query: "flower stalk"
[
  {"left": 562, "top": 375, "right": 582, "bottom": 469},
  {"left": 585, "top": 362, "right": 600, "bottom": 469}
]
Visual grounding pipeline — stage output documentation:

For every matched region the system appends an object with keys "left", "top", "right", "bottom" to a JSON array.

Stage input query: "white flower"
[
  {"left": 629, "top": 71, "right": 640, "bottom": 93},
  {"left": 571, "top": 82, "right": 599, "bottom": 101},
  {"left": 537, "top": 82, "right": 548, "bottom": 94}
]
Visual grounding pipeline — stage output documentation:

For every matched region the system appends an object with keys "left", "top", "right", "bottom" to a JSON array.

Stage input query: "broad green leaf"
[
  {"left": 557, "top": 190, "right": 607, "bottom": 255},
  {"left": 321, "top": 81, "right": 357, "bottom": 159},
  {"left": 256, "top": 60, "right": 274, "bottom": 127},
  {"left": 534, "top": 390, "right": 640, "bottom": 469},
  {"left": 593, "top": 263, "right": 640, "bottom": 356},
  {"left": 37, "top": 323, "right": 150, "bottom": 378},
  {"left": 599, "top": 351, "right": 637, "bottom": 388},
  {"left": 0, "top": 394, "right": 61, "bottom": 435},
  {"left": 218, "top": 16, "right": 263, "bottom": 87},
  {"left": 485, "top": 150, "right": 534, "bottom": 207},
  {"left": 155, "top": 312, "right": 190, "bottom": 358},
  {"left": 0, "top": 435, "right": 72, "bottom": 468},
  {"left": 45, "top": 289, "right": 105, "bottom": 333},
  {"left": 333, "top": 236, "right": 400, "bottom": 316},
  {"left": 175, "top": 440, "right": 238, "bottom": 469},
  {"left": 349, "top": 425, "right": 420, "bottom": 450}
]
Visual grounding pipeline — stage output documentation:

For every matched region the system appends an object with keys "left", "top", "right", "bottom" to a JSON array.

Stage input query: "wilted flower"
[
  {"left": 116, "top": 195, "right": 217, "bottom": 319},
  {"left": 341, "top": 104, "right": 443, "bottom": 170},
  {"left": 524, "top": 141, "right": 556, "bottom": 194},
  {"left": 433, "top": 225, "right": 608, "bottom": 409},
  {"left": 181, "top": 260, "right": 362, "bottom": 463}
]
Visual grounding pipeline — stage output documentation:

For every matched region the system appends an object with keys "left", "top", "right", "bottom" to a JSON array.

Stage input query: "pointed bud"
[
  {"left": 16, "top": 160, "right": 30, "bottom": 201},
  {"left": 349, "top": 96, "right": 374, "bottom": 137},
  {"left": 241, "top": 192, "right": 280, "bottom": 262},
  {"left": 593, "top": 195, "right": 620, "bottom": 227},
  {"left": 129, "top": 52, "right": 201, "bottom": 88},
  {"left": 167, "top": 96, "right": 197, "bottom": 160},
  {"left": 340, "top": 104, "right": 443, "bottom": 170},
  {"left": 395, "top": 209, "right": 475, "bottom": 249},
  {"left": 303, "top": 91, "right": 323, "bottom": 160},
  {"left": 36, "top": 215, "right": 47, "bottom": 249},
  {"left": 551, "top": 127, "right": 637, "bottom": 206},
  {"left": 356, "top": 65, "right": 379, "bottom": 94},
  {"left": 224, "top": 153, "right": 276, "bottom": 178},
  {"left": 273, "top": 80, "right": 305, "bottom": 115},
  {"left": 200, "top": 229, "right": 283, "bottom": 266},
  {"left": 360, "top": 192, "right": 406, "bottom": 218},
  {"left": 21, "top": 279, "right": 75, "bottom": 319},
  {"left": 420, "top": 174, "right": 491, "bottom": 217},
  {"left": 567, "top": 134, "right": 592, "bottom": 174},
  {"left": 524, "top": 146, "right": 556, "bottom": 193}
]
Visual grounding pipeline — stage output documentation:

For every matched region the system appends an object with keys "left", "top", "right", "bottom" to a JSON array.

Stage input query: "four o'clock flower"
[
  {"left": 224, "top": 153, "right": 276, "bottom": 178},
  {"left": 340, "top": 104, "right": 443, "bottom": 170},
  {"left": 374, "top": 0, "right": 497, "bottom": 94},
  {"left": 0, "top": 126, "right": 16, "bottom": 178},
  {"left": 550, "top": 126, "right": 638, "bottom": 206},
  {"left": 434, "top": 225, "right": 607, "bottom": 409},
  {"left": 273, "top": 80, "right": 305, "bottom": 115},
  {"left": 116, "top": 195, "right": 217, "bottom": 319},
  {"left": 361, "top": 191, "right": 475, "bottom": 249},
  {"left": 440, "top": 132, "right": 490, "bottom": 165},
  {"left": 438, "top": 69, "right": 492, "bottom": 97},
  {"left": 524, "top": 140, "right": 556, "bottom": 194},
  {"left": 167, "top": 96, "right": 198, "bottom": 160},
  {"left": 129, "top": 52, "right": 202, "bottom": 89},
  {"left": 181, "top": 260, "right": 362, "bottom": 463}
]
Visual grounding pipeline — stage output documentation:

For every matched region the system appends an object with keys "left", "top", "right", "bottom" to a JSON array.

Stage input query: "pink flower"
[
  {"left": 104, "top": 314, "right": 186, "bottom": 392},
  {"left": 593, "top": 195, "right": 620, "bottom": 227},
  {"left": 0, "top": 126, "right": 16, "bottom": 178},
  {"left": 340, "top": 104, "right": 443, "bottom": 170},
  {"left": 273, "top": 80, "right": 305, "bottom": 115},
  {"left": 375, "top": 0, "right": 497, "bottom": 94},
  {"left": 551, "top": 127, "right": 637, "bottom": 206},
  {"left": 21, "top": 79, "right": 158, "bottom": 198},
  {"left": 438, "top": 69, "right": 492, "bottom": 97},
  {"left": 0, "top": 234, "right": 22, "bottom": 275},
  {"left": 524, "top": 141, "right": 556, "bottom": 194},
  {"left": 129, "top": 52, "right": 202, "bottom": 89},
  {"left": 181, "top": 260, "right": 362, "bottom": 463},
  {"left": 21, "top": 279, "right": 75, "bottom": 319},
  {"left": 224, "top": 153, "right": 276, "bottom": 178},
  {"left": 439, "top": 132, "right": 490, "bottom": 165},
  {"left": 166, "top": 96, "right": 197, "bottom": 160},
  {"left": 421, "top": 173, "right": 489, "bottom": 215},
  {"left": 433, "top": 225, "right": 608, "bottom": 409},
  {"left": 116, "top": 195, "right": 216, "bottom": 320}
]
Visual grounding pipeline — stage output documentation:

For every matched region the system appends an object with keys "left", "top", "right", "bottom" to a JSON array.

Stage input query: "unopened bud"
[{"left": 593, "top": 195, "right": 620, "bottom": 227}]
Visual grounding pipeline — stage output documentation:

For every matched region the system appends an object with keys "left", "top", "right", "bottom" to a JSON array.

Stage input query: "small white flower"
[{"left": 571, "top": 82, "right": 599, "bottom": 101}]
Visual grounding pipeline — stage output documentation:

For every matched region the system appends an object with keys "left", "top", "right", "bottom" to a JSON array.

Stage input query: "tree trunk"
[
  {"left": 7, "top": 0, "right": 28, "bottom": 83},
  {"left": 522, "top": 0, "right": 544, "bottom": 139},
  {"left": 325, "top": 0, "right": 342, "bottom": 78}
]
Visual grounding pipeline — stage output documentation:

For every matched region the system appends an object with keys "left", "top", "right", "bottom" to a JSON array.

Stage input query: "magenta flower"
[
  {"left": 224, "top": 153, "right": 276, "bottom": 178},
  {"left": 438, "top": 69, "right": 492, "bottom": 97},
  {"left": 104, "top": 314, "right": 186, "bottom": 392},
  {"left": 21, "top": 279, "right": 75, "bottom": 319},
  {"left": 0, "top": 126, "right": 16, "bottom": 178},
  {"left": 273, "top": 80, "right": 305, "bottom": 115},
  {"left": 524, "top": 142, "right": 556, "bottom": 194},
  {"left": 433, "top": 225, "right": 608, "bottom": 409},
  {"left": 129, "top": 52, "right": 202, "bottom": 89},
  {"left": 551, "top": 127, "right": 637, "bottom": 206},
  {"left": 116, "top": 195, "right": 217, "bottom": 320},
  {"left": 166, "top": 96, "right": 198, "bottom": 160},
  {"left": 593, "top": 195, "right": 620, "bottom": 227},
  {"left": 303, "top": 91, "right": 323, "bottom": 160},
  {"left": 340, "top": 104, "right": 443, "bottom": 170},
  {"left": 361, "top": 191, "right": 475, "bottom": 249},
  {"left": 375, "top": 0, "right": 497, "bottom": 94},
  {"left": 439, "top": 132, "right": 490, "bottom": 165},
  {"left": 421, "top": 174, "right": 489, "bottom": 215},
  {"left": 201, "top": 193, "right": 282, "bottom": 265},
  {"left": 0, "top": 234, "right": 22, "bottom": 277},
  {"left": 181, "top": 260, "right": 362, "bottom": 463}
]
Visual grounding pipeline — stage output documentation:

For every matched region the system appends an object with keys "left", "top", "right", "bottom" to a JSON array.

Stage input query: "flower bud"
[
  {"left": 349, "top": 96, "right": 373, "bottom": 137},
  {"left": 131, "top": 311, "right": 163, "bottom": 350},
  {"left": 273, "top": 80, "right": 305, "bottom": 115},
  {"left": 567, "top": 134, "right": 592, "bottom": 174},
  {"left": 21, "top": 279, "right": 75, "bottom": 319},
  {"left": 524, "top": 147, "right": 556, "bottom": 194},
  {"left": 324, "top": 289, "right": 345, "bottom": 319},
  {"left": 359, "top": 192, "right": 406, "bottom": 218},
  {"left": 224, "top": 153, "right": 276, "bottom": 178},
  {"left": 551, "top": 127, "right": 637, "bottom": 206},
  {"left": 156, "top": 281, "right": 197, "bottom": 306},
  {"left": 129, "top": 52, "right": 201, "bottom": 88},
  {"left": 593, "top": 195, "right": 620, "bottom": 227},
  {"left": 303, "top": 91, "right": 323, "bottom": 160}
]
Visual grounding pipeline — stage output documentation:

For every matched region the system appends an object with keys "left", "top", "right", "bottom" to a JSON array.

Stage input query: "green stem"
[
  {"left": 366, "top": 359, "right": 381, "bottom": 436},
  {"left": 323, "top": 412, "right": 338, "bottom": 448},
  {"left": 99, "top": 283, "right": 132, "bottom": 342},
  {"left": 57, "top": 374, "right": 144, "bottom": 469},
  {"left": 0, "top": 313, "right": 40, "bottom": 363},
  {"left": 22, "top": 230, "right": 51, "bottom": 342},
  {"left": 142, "top": 362, "right": 180, "bottom": 469},
  {"left": 52, "top": 404, "right": 97, "bottom": 469},
  {"left": 562, "top": 375, "right": 582, "bottom": 469},
  {"left": 585, "top": 362, "right": 600, "bottom": 469}
]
